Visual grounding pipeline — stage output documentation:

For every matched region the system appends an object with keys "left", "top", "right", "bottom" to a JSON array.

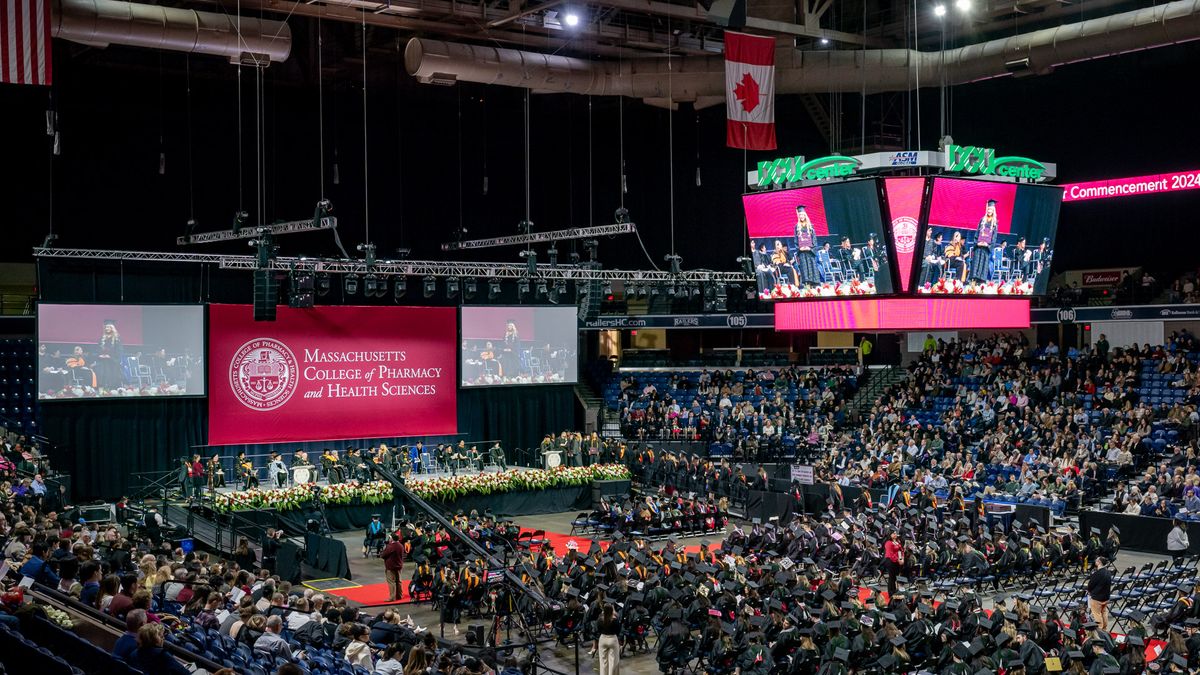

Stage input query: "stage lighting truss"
[
  {"left": 32, "top": 248, "right": 754, "bottom": 286},
  {"left": 178, "top": 216, "right": 337, "bottom": 245},
  {"left": 440, "top": 222, "right": 637, "bottom": 252}
]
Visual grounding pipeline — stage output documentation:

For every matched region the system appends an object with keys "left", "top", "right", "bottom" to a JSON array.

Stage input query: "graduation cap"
[
  {"left": 720, "top": 621, "right": 738, "bottom": 636},
  {"left": 969, "top": 639, "right": 987, "bottom": 656},
  {"left": 821, "top": 590, "right": 837, "bottom": 601},
  {"left": 953, "top": 643, "right": 971, "bottom": 660},
  {"left": 628, "top": 592, "right": 645, "bottom": 604},
  {"left": 881, "top": 612, "right": 898, "bottom": 623},
  {"left": 1111, "top": 525, "right": 1120, "bottom": 535},
  {"left": 1128, "top": 635, "right": 1145, "bottom": 647},
  {"left": 833, "top": 648, "right": 850, "bottom": 662},
  {"left": 1173, "top": 655, "right": 1189, "bottom": 668},
  {"left": 978, "top": 618, "right": 994, "bottom": 631},
  {"left": 667, "top": 588, "right": 683, "bottom": 601},
  {"left": 1090, "top": 527, "right": 1101, "bottom": 535},
  {"left": 826, "top": 620, "right": 842, "bottom": 631},
  {"left": 749, "top": 615, "right": 769, "bottom": 629},
  {"left": 1006, "top": 660, "right": 1025, "bottom": 670},
  {"left": 1003, "top": 612, "right": 1018, "bottom": 622},
  {"left": 890, "top": 636, "right": 907, "bottom": 647},
  {"left": 974, "top": 669, "right": 996, "bottom": 675},
  {"left": 877, "top": 655, "right": 897, "bottom": 670},
  {"left": 1081, "top": 622, "right": 1098, "bottom": 630},
  {"left": 666, "top": 608, "right": 683, "bottom": 620},
  {"left": 1065, "top": 650, "right": 1084, "bottom": 660},
  {"left": 565, "top": 587, "right": 580, "bottom": 598},
  {"left": 995, "top": 633, "right": 1012, "bottom": 648},
  {"left": 944, "top": 599, "right": 962, "bottom": 612},
  {"left": 840, "top": 601, "right": 855, "bottom": 610}
]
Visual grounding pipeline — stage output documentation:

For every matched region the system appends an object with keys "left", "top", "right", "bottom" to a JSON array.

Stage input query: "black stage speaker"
[
  {"left": 254, "top": 269, "right": 278, "bottom": 321},
  {"left": 466, "top": 624, "right": 486, "bottom": 646}
]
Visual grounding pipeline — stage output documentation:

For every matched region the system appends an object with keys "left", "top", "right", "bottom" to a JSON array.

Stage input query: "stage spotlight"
[
  {"left": 649, "top": 284, "right": 660, "bottom": 297},
  {"left": 820, "top": 38, "right": 830, "bottom": 45},
  {"left": 232, "top": 210, "right": 249, "bottom": 235},
  {"left": 744, "top": 285, "right": 756, "bottom": 300},
  {"left": 666, "top": 284, "right": 676, "bottom": 298},
  {"left": 423, "top": 276, "right": 437, "bottom": 298},
  {"left": 464, "top": 278, "right": 478, "bottom": 299},
  {"left": 602, "top": 281, "right": 613, "bottom": 296},
  {"left": 518, "top": 278, "right": 531, "bottom": 299},
  {"left": 691, "top": 284, "right": 701, "bottom": 297},
  {"left": 393, "top": 277, "right": 407, "bottom": 301},
  {"left": 636, "top": 284, "right": 648, "bottom": 299},
  {"left": 344, "top": 274, "right": 359, "bottom": 296},
  {"left": 489, "top": 279, "right": 502, "bottom": 300},
  {"left": 536, "top": 280, "right": 549, "bottom": 298},
  {"left": 933, "top": 4, "right": 947, "bottom": 16},
  {"left": 446, "top": 277, "right": 460, "bottom": 299},
  {"left": 955, "top": 0, "right": 970, "bottom": 11},
  {"left": 316, "top": 273, "right": 331, "bottom": 296},
  {"left": 547, "top": 284, "right": 560, "bottom": 304},
  {"left": 614, "top": 207, "right": 630, "bottom": 224},
  {"left": 563, "top": 10, "right": 580, "bottom": 26},
  {"left": 364, "top": 274, "right": 381, "bottom": 297}
]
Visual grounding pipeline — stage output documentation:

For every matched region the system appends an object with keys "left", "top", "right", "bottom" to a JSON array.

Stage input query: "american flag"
[{"left": 1, "top": 0, "right": 53, "bottom": 86}]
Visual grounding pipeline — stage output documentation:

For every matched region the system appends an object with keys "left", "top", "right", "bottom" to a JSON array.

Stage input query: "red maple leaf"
[{"left": 733, "top": 72, "right": 760, "bottom": 113}]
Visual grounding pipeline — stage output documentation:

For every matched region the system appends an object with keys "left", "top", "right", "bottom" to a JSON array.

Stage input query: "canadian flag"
[{"left": 724, "top": 31, "right": 776, "bottom": 151}]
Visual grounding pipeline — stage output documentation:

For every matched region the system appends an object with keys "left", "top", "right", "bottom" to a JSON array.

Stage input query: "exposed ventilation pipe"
[
  {"left": 54, "top": 0, "right": 292, "bottom": 64},
  {"left": 406, "top": 0, "right": 1200, "bottom": 98}
]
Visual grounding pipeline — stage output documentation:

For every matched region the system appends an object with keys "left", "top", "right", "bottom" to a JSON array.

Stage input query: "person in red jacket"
[
  {"left": 381, "top": 533, "right": 406, "bottom": 602},
  {"left": 883, "top": 530, "right": 904, "bottom": 596}
]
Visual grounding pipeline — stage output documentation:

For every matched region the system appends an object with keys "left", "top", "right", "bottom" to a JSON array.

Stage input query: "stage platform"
[{"left": 208, "top": 464, "right": 538, "bottom": 497}]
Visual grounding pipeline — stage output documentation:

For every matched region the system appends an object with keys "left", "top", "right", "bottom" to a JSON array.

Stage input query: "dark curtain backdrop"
[
  {"left": 41, "top": 398, "right": 207, "bottom": 500},
  {"left": 457, "top": 385, "right": 576, "bottom": 462}
]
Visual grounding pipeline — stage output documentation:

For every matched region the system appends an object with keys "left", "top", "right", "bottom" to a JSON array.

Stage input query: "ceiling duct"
[
  {"left": 405, "top": 0, "right": 1200, "bottom": 98},
  {"left": 53, "top": 0, "right": 292, "bottom": 64}
]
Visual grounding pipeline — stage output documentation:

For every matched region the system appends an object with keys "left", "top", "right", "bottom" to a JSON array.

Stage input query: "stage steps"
[
  {"left": 162, "top": 503, "right": 262, "bottom": 559},
  {"left": 574, "top": 383, "right": 604, "bottom": 435},
  {"left": 847, "top": 365, "right": 907, "bottom": 414}
]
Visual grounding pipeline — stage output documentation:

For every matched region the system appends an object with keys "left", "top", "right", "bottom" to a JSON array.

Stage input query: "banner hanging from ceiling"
[{"left": 208, "top": 304, "right": 458, "bottom": 445}]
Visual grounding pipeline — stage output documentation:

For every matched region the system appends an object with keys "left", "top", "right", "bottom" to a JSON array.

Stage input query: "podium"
[{"left": 542, "top": 450, "right": 562, "bottom": 469}]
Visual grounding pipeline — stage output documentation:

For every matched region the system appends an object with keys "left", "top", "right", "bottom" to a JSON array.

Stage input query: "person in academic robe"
[
  {"left": 268, "top": 452, "right": 288, "bottom": 488},
  {"left": 66, "top": 345, "right": 97, "bottom": 389},
  {"left": 1011, "top": 237, "right": 1031, "bottom": 279},
  {"left": 207, "top": 454, "right": 225, "bottom": 490},
  {"left": 237, "top": 451, "right": 258, "bottom": 488},
  {"left": 831, "top": 236, "right": 856, "bottom": 280},
  {"left": 93, "top": 320, "right": 125, "bottom": 390},
  {"left": 321, "top": 448, "right": 344, "bottom": 483},
  {"left": 860, "top": 235, "right": 882, "bottom": 279},
  {"left": 479, "top": 341, "right": 502, "bottom": 378},
  {"left": 944, "top": 232, "right": 966, "bottom": 282},
  {"left": 771, "top": 240, "right": 798, "bottom": 288},
  {"left": 969, "top": 200, "right": 999, "bottom": 283},
  {"left": 920, "top": 232, "right": 945, "bottom": 287},
  {"left": 38, "top": 344, "right": 68, "bottom": 392},
  {"left": 500, "top": 319, "right": 522, "bottom": 379},
  {"left": 490, "top": 442, "right": 506, "bottom": 471},
  {"left": 752, "top": 242, "right": 778, "bottom": 293},
  {"left": 188, "top": 454, "right": 205, "bottom": 497},
  {"left": 793, "top": 205, "right": 821, "bottom": 287}
]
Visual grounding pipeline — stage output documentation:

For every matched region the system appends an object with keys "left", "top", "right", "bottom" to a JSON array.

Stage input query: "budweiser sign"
[{"left": 1081, "top": 271, "right": 1124, "bottom": 287}]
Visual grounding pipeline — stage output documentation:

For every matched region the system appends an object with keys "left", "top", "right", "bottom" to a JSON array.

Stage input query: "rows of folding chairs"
[{"left": 570, "top": 511, "right": 727, "bottom": 542}]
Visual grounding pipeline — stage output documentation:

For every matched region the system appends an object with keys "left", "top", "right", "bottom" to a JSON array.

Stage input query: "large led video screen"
[
  {"left": 37, "top": 304, "right": 205, "bottom": 400},
  {"left": 208, "top": 305, "right": 457, "bottom": 445},
  {"left": 461, "top": 306, "right": 578, "bottom": 386},
  {"left": 775, "top": 297, "right": 1031, "bottom": 331},
  {"left": 744, "top": 178, "right": 894, "bottom": 300},
  {"left": 916, "top": 177, "right": 1062, "bottom": 295}
]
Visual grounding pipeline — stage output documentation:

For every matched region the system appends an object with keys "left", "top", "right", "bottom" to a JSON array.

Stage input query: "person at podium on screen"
[{"left": 968, "top": 199, "right": 999, "bottom": 284}]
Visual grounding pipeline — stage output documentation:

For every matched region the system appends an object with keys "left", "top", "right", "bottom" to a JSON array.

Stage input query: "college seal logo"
[
  {"left": 229, "top": 338, "right": 299, "bottom": 411},
  {"left": 892, "top": 216, "right": 918, "bottom": 254}
]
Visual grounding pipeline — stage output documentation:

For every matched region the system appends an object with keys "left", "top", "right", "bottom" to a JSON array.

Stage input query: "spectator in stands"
[
  {"left": 18, "top": 541, "right": 59, "bottom": 587},
  {"left": 1168, "top": 517, "right": 1191, "bottom": 561},
  {"left": 78, "top": 561, "right": 101, "bottom": 606},
  {"left": 131, "top": 622, "right": 190, "bottom": 675},
  {"left": 343, "top": 622, "right": 375, "bottom": 669},
  {"left": 107, "top": 573, "right": 137, "bottom": 618},
  {"left": 112, "top": 609, "right": 146, "bottom": 662},
  {"left": 255, "top": 615, "right": 301, "bottom": 662},
  {"left": 194, "top": 593, "right": 223, "bottom": 630},
  {"left": 96, "top": 573, "right": 120, "bottom": 612},
  {"left": 374, "top": 643, "right": 405, "bottom": 675}
]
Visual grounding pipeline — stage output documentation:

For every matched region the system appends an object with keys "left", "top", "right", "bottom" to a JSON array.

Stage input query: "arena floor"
[{"left": 328, "top": 511, "right": 1171, "bottom": 674}]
